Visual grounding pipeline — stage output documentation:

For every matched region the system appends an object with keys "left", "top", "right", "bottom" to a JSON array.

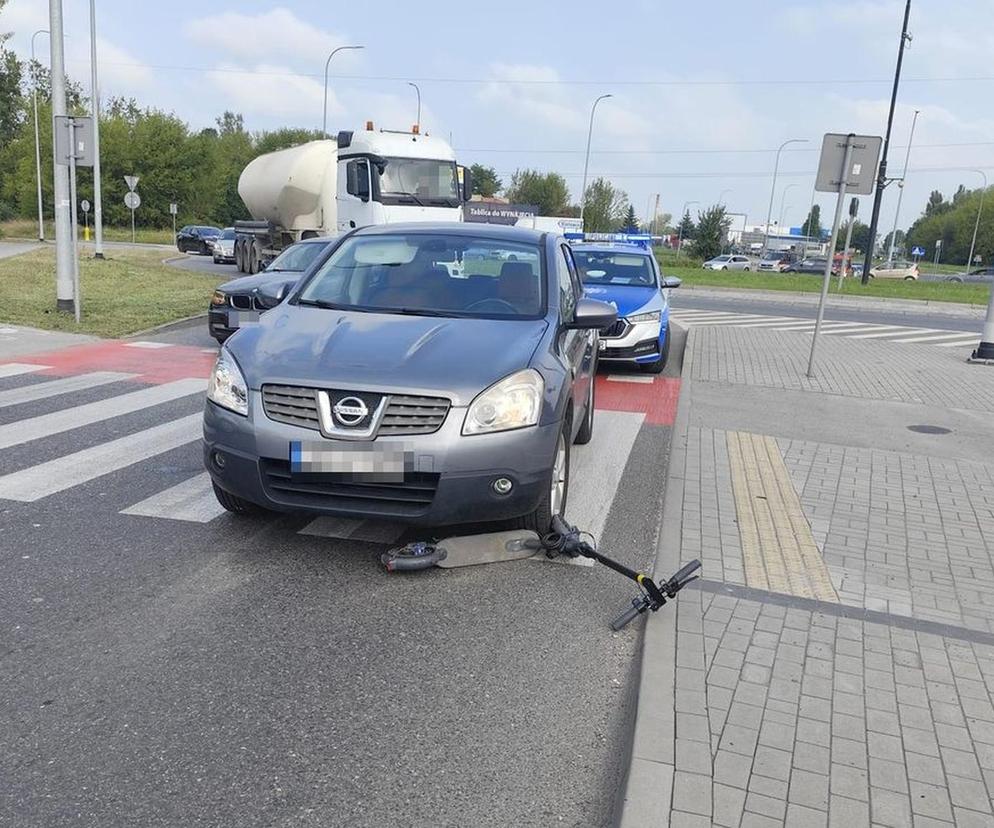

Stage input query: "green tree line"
[{"left": 906, "top": 186, "right": 993, "bottom": 266}]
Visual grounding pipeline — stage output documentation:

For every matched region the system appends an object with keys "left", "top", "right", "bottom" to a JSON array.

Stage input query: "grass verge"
[
  {"left": 0, "top": 247, "right": 223, "bottom": 337},
  {"left": 0, "top": 219, "right": 176, "bottom": 246}
]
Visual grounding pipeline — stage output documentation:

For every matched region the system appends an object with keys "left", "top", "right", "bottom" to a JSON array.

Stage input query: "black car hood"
[
  {"left": 218, "top": 271, "right": 302, "bottom": 294},
  {"left": 227, "top": 306, "right": 549, "bottom": 406}
]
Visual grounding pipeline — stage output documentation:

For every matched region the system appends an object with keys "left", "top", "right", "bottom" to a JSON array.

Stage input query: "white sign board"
[
  {"left": 81, "top": 199, "right": 90, "bottom": 213},
  {"left": 124, "top": 191, "right": 141, "bottom": 210},
  {"left": 124, "top": 175, "right": 139, "bottom": 192},
  {"left": 169, "top": 203, "right": 178, "bottom": 215},
  {"left": 54, "top": 116, "right": 95, "bottom": 167},
  {"left": 815, "top": 133, "right": 882, "bottom": 195}
]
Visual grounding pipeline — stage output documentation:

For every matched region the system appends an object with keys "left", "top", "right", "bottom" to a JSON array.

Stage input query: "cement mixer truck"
[{"left": 233, "top": 124, "right": 471, "bottom": 273}]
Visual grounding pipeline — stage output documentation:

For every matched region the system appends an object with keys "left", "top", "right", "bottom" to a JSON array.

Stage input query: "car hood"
[
  {"left": 582, "top": 285, "right": 662, "bottom": 317},
  {"left": 227, "top": 307, "right": 549, "bottom": 406},
  {"left": 218, "top": 271, "right": 302, "bottom": 295}
]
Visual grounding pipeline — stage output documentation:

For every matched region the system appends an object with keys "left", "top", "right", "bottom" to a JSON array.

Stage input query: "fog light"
[
  {"left": 492, "top": 477, "right": 513, "bottom": 495},
  {"left": 213, "top": 451, "right": 226, "bottom": 470}
]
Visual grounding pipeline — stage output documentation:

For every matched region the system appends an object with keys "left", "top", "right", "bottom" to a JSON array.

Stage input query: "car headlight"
[
  {"left": 207, "top": 349, "right": 248, "bottom": 416},
  {"left": 627, "top": 310, "right": 661, "bottom": 324},
  {"left": 463, "top": 369, "right": 544, "bottom": 436},
  {"left": 211, "top": 290, "right": 228, "bottom": 306}
]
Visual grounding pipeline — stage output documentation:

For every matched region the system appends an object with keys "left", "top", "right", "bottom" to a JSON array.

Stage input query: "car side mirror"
[
  {"left": 568, "top": 297, "right": 616, "bottom": 330},
  {"left": 255, "top": 282, "right": 290, "bottom": 310},
  {"left": 662, "top": 276, "right": 682, "bottom": 289}
]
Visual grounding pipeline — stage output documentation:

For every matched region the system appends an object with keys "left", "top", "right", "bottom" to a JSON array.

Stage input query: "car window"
[
  {"left": 219, "top": 228, "right": 235, "bottom": 240},
  {"left": 179, "top": 226, "right": 191, "bottom": 234},
  {"left": 267, "top": 242, "right": 330, "bottom": 273},
  {"left": 573, "top": 250, "right": 656, "bottom": 287},
  {"left": 296, "top": 233, "right": 545, "bottom": 319},
  {"left": 556, "top": 246, "right": 577, "bottom": 320}
]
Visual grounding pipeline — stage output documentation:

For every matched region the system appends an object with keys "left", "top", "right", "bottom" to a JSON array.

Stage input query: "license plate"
[
  {"left": 227, "top": 309, "right": 260, "bottom": 327},
  {"left": 598, "top": 339, "right": 607, "bottom": 352},
  {"left": 290, "top": 441, "right": 413, "bottom": 480}
]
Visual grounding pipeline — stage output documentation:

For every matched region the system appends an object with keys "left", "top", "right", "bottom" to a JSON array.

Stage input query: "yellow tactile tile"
[{"left": 726, "top": 430, "right": 839, "bottom": 603}]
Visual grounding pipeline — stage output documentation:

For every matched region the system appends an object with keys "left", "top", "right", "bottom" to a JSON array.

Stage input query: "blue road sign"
[{"left": 912, "top": 246, "right": 926, "bottom": 257}]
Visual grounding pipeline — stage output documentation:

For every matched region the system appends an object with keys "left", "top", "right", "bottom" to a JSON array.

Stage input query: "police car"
[{"left": 569, "top": 234, "right": 681, "bottom": 373}]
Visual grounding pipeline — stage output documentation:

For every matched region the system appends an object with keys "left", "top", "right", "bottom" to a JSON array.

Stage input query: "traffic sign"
[
  {"left": 124, "top": 191, "right": 141, "bottom": 210},
  {"left": 81, "top": 199, "right": 90, "bottom": 213},
  {"left": 124, "top": 175, "right": 139, "bottom": 192},
  {"left": 912, "top": 246, "right": 926, "bottom": 258},
  {"left": 815, "top": 133, "right": 883, "bottom": 195},
  {"left": 54, "top": 116, "right": 95, "bottom": 167},
  {"left": 169, "top": 203, "right": 178, "bottom": 215}
]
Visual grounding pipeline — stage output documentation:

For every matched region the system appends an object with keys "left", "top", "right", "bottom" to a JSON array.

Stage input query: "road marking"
[
  {"left": 0, "top": 371, "right": 135, "bottom": 409},
  {"left": 820, "top": 324, "right": 901, "bottom": 335},
  {"left": 889, "top": 330, "right": 980, "bottom": 344},
  {"left": 682, "top": 316, "right": 795, "bottom": 327},
  {"left": 0, "top": 378, "right": 205, "bottom": 450},
  {"left": 125, "top": 341, "right": 175, "bottom": 349},
  {"left": 607, "top": 374, "right": 655, "bottom": 384},
  {"left": 848, "top": 327, "right": 934, "bottom": 339},
  {"left": 121, "top": 472, "right": 227, "bottom": 523},
  {"left": 0, "top": 363, "right": 49, "bottom": 379},
  {"left": 0, "top": 413, "right": 201, "bottom": 502},
  {"left": 936, "top": 335, "right": 984, "bottom": 348},
  {"left": 298, "top": 516, "right": 406, "bottom": 543}
]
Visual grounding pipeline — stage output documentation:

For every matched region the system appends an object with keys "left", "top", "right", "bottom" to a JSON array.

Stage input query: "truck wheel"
[
  {"left": 247, "top": 243, "right": 259, "bottom": 274},
  {"left": 235, "top": 240, "right": 245, "bottom": 272}
]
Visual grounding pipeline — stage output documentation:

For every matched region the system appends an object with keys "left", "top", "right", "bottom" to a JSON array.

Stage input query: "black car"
[
  {"left": 782, "top": 257, "right": 839, "bottom": 276},
  {"left": 177, "top": 225, "right": 222, "bottom": 254},
  {"left": 947, "top": 267, "right": 994, "bottom": 283},
  {"left": 207, "top": 237, "right": 336, "bottom": 343}
]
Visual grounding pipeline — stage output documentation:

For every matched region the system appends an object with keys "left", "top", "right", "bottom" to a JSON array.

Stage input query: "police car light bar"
[{"left": 565, "top": 232, "right": 654, "bottom": 250}]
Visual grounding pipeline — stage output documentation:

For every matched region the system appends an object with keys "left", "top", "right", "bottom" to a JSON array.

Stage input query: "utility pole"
[
  {"left": 965, "top": 171, "right": 987, "bottom": 278},
  {"left": 31, "top": 29, "right": 49, "bottom": 242},
  {"left": 49, "top": 0, "right": 74, "bottom": 312},
  {"left": 887, "top": 109, "right": 919, "bottom": 263},
  {"left": 763, "top": 139, "right": 808, "bottom": 256},
  {"left": 862, "top": 0, "right": 913, "bottom": 284},
  {"left": 322, "top": 45, "right": 364, "bottom": 138},
  {"left": 579, "top": 94, "right": 612, "bottom": 228},
  {"left": 89, "top": 0, "right": 104, "bottom": 258}
]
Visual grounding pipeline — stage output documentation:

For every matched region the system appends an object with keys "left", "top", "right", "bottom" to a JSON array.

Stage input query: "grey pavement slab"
[{"left": 0, "top": 323, "right": 99, "bottom": 359}]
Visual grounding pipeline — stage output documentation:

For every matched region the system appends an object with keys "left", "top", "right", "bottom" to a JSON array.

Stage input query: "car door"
[{"left": 556, "top": 244, "right": 589, "bottom": 430}]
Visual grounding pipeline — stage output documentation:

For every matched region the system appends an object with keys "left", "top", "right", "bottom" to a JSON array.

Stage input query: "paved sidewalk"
[
  {"left": 622, "top": 326, "right": 994, "bottom": 827},
  {"left": 0, "top": 323, "right": 99, "bottom": 360}
]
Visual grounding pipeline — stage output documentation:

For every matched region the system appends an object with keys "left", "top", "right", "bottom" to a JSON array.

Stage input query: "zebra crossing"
[
  {"left": 0, "top": 362, "right": 665, "bottom": 548},
  {"left": 670, "top": 308, "right": 983, "bottom": 347}
]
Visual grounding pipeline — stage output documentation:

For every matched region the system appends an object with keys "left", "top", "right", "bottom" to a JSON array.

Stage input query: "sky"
[{"left": 6, "top": 0, "right": 994, "bottom": 234}]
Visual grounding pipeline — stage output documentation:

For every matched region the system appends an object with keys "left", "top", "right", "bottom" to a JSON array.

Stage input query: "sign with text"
[
  {"left": 815, "top": 133, "right": 882, "bottom": 195},
  {"left": 54, "top": 116, "right": 95, "bottom": 167},
  {"left": 463, "top": 202, "right": 538, "bottom": 225}
]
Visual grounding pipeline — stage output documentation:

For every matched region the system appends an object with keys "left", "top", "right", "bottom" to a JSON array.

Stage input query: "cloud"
[
  {"left": 2, "top": 0, "right": 48, "bottom": 40},
  {"left": 184, "top": 8, "right": 357, "bottom": 68},
  {"left": 202, "top": 63, "right": 343, "bottom": 122}
]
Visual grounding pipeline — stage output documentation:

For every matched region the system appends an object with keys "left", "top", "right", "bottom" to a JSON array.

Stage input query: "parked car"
[
  {"left": 176, "top": 225, "right": 221, "bottom": 254},
  {"left": 869, "top": 260, "right": 920, "bottom": 280},
  {"left": 783, "top": 257, "right": 838, "bottom": 276},
  {"left": 572, "top": 242, "right": 681, "bottom": 373},
  {"left": 203, "top": 223, "right": 616, "bottom": 531},
  {"left": 946, "top": 266, "right": 994, "bottom": 283},
  {"left": 211, "top": 228, "right": 237, "bottom": 264},
  {"left": 757, "top": 251, "right": 794, "bottom": 272},
  {"left": 703, "top": 254, "right": 752, "bottom": 271},
  {"left": 208, "top": 236, "right": 336, "bottom": 344}
]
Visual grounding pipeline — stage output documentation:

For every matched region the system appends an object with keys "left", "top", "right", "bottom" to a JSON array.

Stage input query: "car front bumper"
[
  {"left": 599, "top": 318, "right": 665, "bottom": 363},
  {"left": 203, "top": 395, "right": 559, "bottom": 526},
  {"left": 208, "top": 304, "right": 261, "bottom": 342}
]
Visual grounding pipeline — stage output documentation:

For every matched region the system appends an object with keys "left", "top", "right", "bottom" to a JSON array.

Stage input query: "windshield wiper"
[
  {"left": 383, "top": 307, "right": 453, "bottom": 318},
  {"left": 386, "top": 192, "right": 426, "bottom": 207},
  {"left": 296, "top": 298, "right": 346, "bottom": 310}
]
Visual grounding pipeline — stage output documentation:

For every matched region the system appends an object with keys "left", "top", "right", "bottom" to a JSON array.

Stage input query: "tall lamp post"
[
  {"left": 322, "top": 44, "right": 364, "bottom": 138},
  {"left": 579, "top": 94, "right": 612, "bottom": 227},
  {"left": 31, "top": 29, "right": 49, "bottom": 242},
  {"left": 719, "top": 188, "right": 733, "bottom": 205},
  {"left": 677, "top": 200, "right": 699, "bottom": 256},
  {"left": 763, "top": 139, "right": 808, "bottom": 256},
  {"left": 966, "top": 170, "right": 988, "bottom": 278},
  {"left": 887, "top": 109, "right": 920, "bottom": 263},
  {"left": 89, "top": 0, "right": 104, "bottom": 258},
  {"left": 407, "top": 82, "right": 421, "bottom": 130},
  {"left": 778, "top": 183, "right": 799, "bottom": 238},
  {"left": 969, "top": 170, "right": 992, "bottom": 362}
]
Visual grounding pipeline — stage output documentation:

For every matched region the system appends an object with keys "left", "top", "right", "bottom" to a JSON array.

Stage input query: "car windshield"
[
  {"left": 199, "top": 227, "right": 220, "bottom": 235},
  {"left": 712, "top": 255, "right": 732, "bottom": 262},
  {"left": 296, "top": 233, "right": 544, "bottom": 319},
  {"left": 573, "top": 251, "right": 656, "bottom": 287},
  {"left": 218, "top": 228, "right": 235, "bottom": 240},
  {"left": 266, "top": 242, "right": 330, "bottom": 272},
  {"left": 762, "top": 252, "right": 785, "bottom": 260},
  {"left": 379, "top": 158, "right": 460, "bottom": 206}
]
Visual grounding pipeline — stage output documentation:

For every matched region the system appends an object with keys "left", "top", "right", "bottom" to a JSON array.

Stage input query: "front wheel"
[
  {"left": 521, "top": 423, "right": 570, "bottom": 535},
  {"left": 904, "top": 275, "right": 916, "bottom": 281},
  {"left": 743, "top": 266, "right": 751, "bottom": 272},
  {"left": 574, "top": 369, "right": 596, "bottom": 445},
  {"left": 640, "top": 323, "right": 671, "bottom": 374}
]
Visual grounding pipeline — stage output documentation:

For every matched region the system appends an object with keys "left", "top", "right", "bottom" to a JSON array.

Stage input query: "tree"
[
  {"left": 0, "top": 38, "right": 23, "bottom": 149},
  {"left": 677, "top": 210, "right": 695, "bottom": 242},
  {"left": 618, "top": 204, "right": 638, "bottom": 232},
  {"left": 254, "top": 127, "right": 323, "bottom": 155},
  {"left": 581, "top": 177, "right": 628, "bottom": 232},
  {"left": 882, "top": 228, "right": 906, "bottom": 255},
  {"left": 925, "top": 190, "right": 951, "bottom": 218},
  {"left": 469, "top": 164, "right": 501, "bottom": 198},
  {"left": 691, "top": 205, "right": 731, "bottom": 261},
  {"left": 800, "top": 205, "right": 822, "bottom": 239},
  {"left": 836, "top": 220, "right": 871, "bottom": 252},
  {"left": 907, "top": 185, "right": 993, "bottom": 267},
  {"left": 504, "top": 169, "right": 570, "bottom": 215},
  {"left": 646, "top": 211, "right": 672, "bottom": 235}
]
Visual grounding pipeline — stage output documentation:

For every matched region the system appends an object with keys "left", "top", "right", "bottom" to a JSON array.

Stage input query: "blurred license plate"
[
  {"left": 290, "top": 441, "right": 413, "bottom": 480},
  {"left": 228, "top": 310, "right": 260, "bottom": 326},
  {"left": 598, "top": 339, "right": 607, "bottom": 351}
]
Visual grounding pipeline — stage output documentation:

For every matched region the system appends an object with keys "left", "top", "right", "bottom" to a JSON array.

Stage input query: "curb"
[
  {"left": 126, "top": 312, "right": 207, "bottom": 339},
  {"left": 161, "top": 254, "right": 189, "bottom": 264},
  {"left": 617, "top": 324, "right": 694, "bottom": 828}
]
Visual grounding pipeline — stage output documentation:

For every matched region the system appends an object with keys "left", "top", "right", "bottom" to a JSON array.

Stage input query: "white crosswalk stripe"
[
  {"left": 670, "top": 310, "right": 979, "bottom": 346},
  {"left": 121, "top": 472, "right": 227, "bottom": 523},
  {"left": 0, "top": 377, "right": 204, "bottom": 450},
  {"left": 0, "top": 363, "right": 49, "bottom": 379},
  {"left": 0, "top": 413, "right": 201, "bottom": 502},
  {"left": 0, "top": 371, "right": 135, "bottom": 408}
]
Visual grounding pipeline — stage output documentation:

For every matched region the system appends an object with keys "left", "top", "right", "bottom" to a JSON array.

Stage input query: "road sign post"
[
  {"left": 81, "top": 198, "right": 90, "bottom": 241},
  {"left": 169, "top": 202, "right": 178, "bottom": 240},
  {"left": 808, "top": 133, "right": 881, "bottom": 378},
  {"left": 124, "top": 176, "right": 140, "bottom": 244},
  {"left": 55, "top": 115, "right": 95, "bottom": 323},
  {"left": 934, "top": 239, "right": 943, "bottom": 267},
  {"left": 837, "top": 197, "right": 860, "bottom": 291}
]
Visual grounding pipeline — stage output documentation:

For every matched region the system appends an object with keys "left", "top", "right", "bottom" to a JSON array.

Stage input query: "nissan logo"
[{"left": 332, "top": 396, "right": 369, "bottom": 426}]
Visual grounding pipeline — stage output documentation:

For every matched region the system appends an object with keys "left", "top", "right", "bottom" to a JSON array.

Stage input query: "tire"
[
  {"left": 720, "top": 266, "right": 728, "bottom": 271},
  {"left": 640, "top": 323, "right": 670, "bottom": 374},
  {"left": 235, "top": 241, "right": 245, "bottom": 272},
  {"left": 521, "top": 420, "right": 571, "bottom": 535},
  {"left": 574, "top": 369, "right": 596, "bottom": 445},
  {"left": 904, "top": 275, "right": 916, "bottom": 281},
  {"left": 743, "top": 266, "right": 751, "bottom": 272},
  {"left": 247, "top": 242, "right": 259, "bottom": 274},
  {"left": 211, "top": 481, "right": 263, "bottom": 515},
  {"left": 213, "top": 256, "right": 221, "bottom": 265}
]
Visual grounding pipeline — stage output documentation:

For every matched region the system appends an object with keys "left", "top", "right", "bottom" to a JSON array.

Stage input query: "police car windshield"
[{"left": 574, "top": 251, "right": 656, "bottom": 287}]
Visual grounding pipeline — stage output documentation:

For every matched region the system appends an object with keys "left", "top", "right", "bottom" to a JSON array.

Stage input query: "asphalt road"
[
  {"left": 0, "top": 333, "right": 685, "bottom": 828},
  {"left": 169, "top": 252, "right": 240, "bottom": 277}
]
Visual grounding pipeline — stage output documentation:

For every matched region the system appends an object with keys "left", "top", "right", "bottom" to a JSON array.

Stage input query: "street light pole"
[
  {"left": 49, "top": 0, "right": 74, "bottom": 312},
  {"left": 407, "top": 82, "right": 421, "bottom": 129},
  {"left": 862, "top": 0, "right": 913, "bottom": 284},
  {"left": 778, "top": 183, "right": 799, "bottom": 236},
  {"left": 965, "top": 170, "right": 987, "bottom": 277},
  {"left": 677, "top": 200, "right": 698, "bottom": 257},
  {"left": 969, "top": 170, "right": 993, "bottom": 362},
  {"left": 322, "top": 44, "right": 364, "bottom": 138},
  {"left": 645, "top": 193, "right": 656, "bottom": 232},
  {"left": 89, "top": 0, "right": 104, "bottom": 258},
  {"left": 719, "top": 188, "right": 733, "bottom": 205},
  {"left": 31, "top": 29, "right": 49, "bottom": 242},
  {"left": 763, "top": 139, "right": 808, "bottom": 257},
  {"left": 887, "top": 108, "right": 920, "bottom": 263},
  {"left": 579, "top": 93, "right": 612, "bottom": 228}
]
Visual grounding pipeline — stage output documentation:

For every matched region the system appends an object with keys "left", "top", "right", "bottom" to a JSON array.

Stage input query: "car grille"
[
  {"left": 601, "top": 338, "right": 659, "bottom": 360},
  {"left": 601, "top": 319, "right": 630, "bottom": 339},
  {"left": 229, "top": 294, "right": 253, "bottom": 310},
  {"left": 260, "top": 459, "right": 439, "bottom": 516},
  {"left": 261, "top": 385, "right": 450, "bottom": 436}
]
